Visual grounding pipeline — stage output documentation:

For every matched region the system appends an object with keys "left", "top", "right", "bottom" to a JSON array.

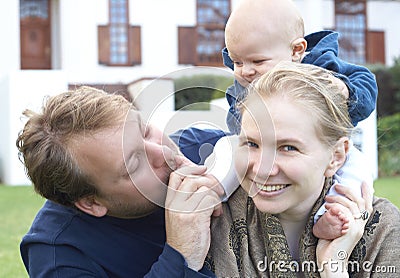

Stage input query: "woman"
[{"left": 205, "top": 62, "right": 400, "bottom": 277}]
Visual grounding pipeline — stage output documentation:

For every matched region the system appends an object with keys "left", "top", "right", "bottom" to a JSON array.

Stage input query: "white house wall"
[
  {"left": 367, "top": 1, "right": 400, "bottom": 66},
  {"left": 0, "top": 0, "right": 20, "bottom": 77},
  {"left": 0, "top": 71, "right": 68, "bottom": 185},
  {"left": 1, "top": 0, "right": 400, "bottom": 184},
  {"left": 299, "top": 0, "right": 400, "bottom": 66},
  {"left": 58, "top": 0, "right": 198, "bottom": 84},
  {"left": 132, "top": 0, "right": 196, "bottom": 78},
  {"left": 58, "top": 0, "right": 108, "bottom": 81},
  {"left": 46, "top": 0, "right": 400, "bottom": 84}
]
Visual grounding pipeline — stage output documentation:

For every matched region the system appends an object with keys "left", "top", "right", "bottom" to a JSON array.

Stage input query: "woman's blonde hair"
[
  {"left": 16, "top": 86, "right": 132, "bottom": 206},
  {"left": 243, "top": 62, "right": 353, "bottom": 147}
]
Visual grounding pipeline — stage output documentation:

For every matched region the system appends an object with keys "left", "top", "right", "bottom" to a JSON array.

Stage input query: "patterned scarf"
[{"left": 205, "top": 179, "right": 332, "bottom": 277}]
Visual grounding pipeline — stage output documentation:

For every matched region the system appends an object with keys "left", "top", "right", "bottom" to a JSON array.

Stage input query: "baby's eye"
[
  {"left": 253, "top": 59, "right": 266, "bottom": 64},
  {"left": 233, "top": 61, "right": 243, "bottom": 66},
  {"left": 281, "top": 145, "right": 298, "bottom": 152}
]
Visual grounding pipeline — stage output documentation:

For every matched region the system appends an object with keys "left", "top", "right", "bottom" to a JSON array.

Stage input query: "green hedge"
[
  {"left": 174, "top": 74, "right": 233, "bottom": 110},
  {"left": 378, "top": 113, "right": 400, "bottom": 176}
]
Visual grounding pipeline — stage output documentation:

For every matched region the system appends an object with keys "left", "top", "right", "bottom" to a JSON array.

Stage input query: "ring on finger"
[{"left": 353, "top": 210, "right": 369, "bottom": 221}]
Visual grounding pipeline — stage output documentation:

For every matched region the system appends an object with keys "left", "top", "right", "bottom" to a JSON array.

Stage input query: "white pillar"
[
  {"left": 0, "top": 0, "right": 20, "bottom": 77},
  {"left": 0, "top": 71, "right": 68, "bottom": 185},
  {"left": 352, "top": 111, "right": 379, "bottom": 180}
]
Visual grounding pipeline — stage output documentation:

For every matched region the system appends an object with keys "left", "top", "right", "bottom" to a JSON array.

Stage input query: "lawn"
[
  {"left": 0, "top": 186, "right": 45, "bottom": 278},
  {"left": 373, "top": 176, "right": 400, "bottom": 207},
  {"left": 0, "top": 177, "right": 399, "bottom": 277}
]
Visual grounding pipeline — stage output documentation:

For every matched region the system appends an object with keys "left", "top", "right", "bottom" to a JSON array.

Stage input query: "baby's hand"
[{"left": 313, "top": 203, "right": 350, "bottom": 240}]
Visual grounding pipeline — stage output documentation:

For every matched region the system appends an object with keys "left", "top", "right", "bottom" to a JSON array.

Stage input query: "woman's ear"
[
  {"left": 291, "top": 38, "right": 307, "bottom": 62},
  {"left": 324, "top": 137, "right": 350, "bottom": 177},
  {"left": 74, "top": 195, "right": 108, "bottom": 217}
]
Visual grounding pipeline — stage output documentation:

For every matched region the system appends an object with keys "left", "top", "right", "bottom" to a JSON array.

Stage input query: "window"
[
  {"left": 366, "top": 31, "right": 385, "bottom": 64},
  {"left": 98, "top": 0, "right": 141, "bottom": 66},
  {"left": 109, "top": 0, "right": 128, "bottom": 64},
  {"left": 20, "top": 0, "right": 48, "bottom": 19},
  {"left": 334, "top": 0, "right": 385, "bottom": 65},
  {"left": 335, "top": 0, "right": 367, "bottom": 64},
  {"left": 178, "top": 0, "right": 230, "bottom": 66}
]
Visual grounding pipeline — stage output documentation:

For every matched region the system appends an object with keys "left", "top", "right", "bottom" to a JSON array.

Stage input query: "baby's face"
[
  {"left": 226, "top": 34, "right": 294, "bottom": 87},
  {"left": 225, "top": 23, "right": 294, "bottom": 87}
]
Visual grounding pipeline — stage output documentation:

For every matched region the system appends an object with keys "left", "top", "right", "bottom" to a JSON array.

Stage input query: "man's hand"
[{"left": 165, "top": 166, "right": 223, "bottom": 271}]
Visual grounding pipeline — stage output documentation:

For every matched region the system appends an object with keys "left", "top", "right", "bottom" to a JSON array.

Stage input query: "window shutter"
[
  {"left": 367, "top": 31, "right": 385, "bottom": 65},
  {"left": 178, "top": 26, "right": 197, "bottom": 64},
  {"left": 98, "top": 25, "right": 110, "bottom": 65},
  {"left": 128, "top": 25, "right": 141, "bottom": 65}
]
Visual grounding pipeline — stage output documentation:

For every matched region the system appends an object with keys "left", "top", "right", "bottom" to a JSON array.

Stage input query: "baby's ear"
[
  {"left": 74, "top": 195, "right": 108, "bottom": 217},
  {"left": 291, "top": 38, "right": 307, "bottom": 62},
  {"left": 324, "top": 137, "right": 350, "bottom": 177}
]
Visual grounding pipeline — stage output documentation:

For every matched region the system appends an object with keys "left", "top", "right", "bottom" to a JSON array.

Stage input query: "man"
[{"left": 17, "top": 86, "right": 220, "bottom": 277}]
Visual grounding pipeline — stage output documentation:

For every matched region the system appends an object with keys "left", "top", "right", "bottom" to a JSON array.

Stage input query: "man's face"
[{"left": 73, "top": 110, "right": 183, "bottom": 218}]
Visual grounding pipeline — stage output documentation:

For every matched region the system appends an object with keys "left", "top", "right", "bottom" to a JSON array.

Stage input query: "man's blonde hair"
[{"left": 16, "top": 86, "right": 132, "bottom": 206}]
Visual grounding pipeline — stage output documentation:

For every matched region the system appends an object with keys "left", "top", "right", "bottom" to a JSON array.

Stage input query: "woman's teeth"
[{"left": 256, "top": 183, "right": 287, "bottom": 192}]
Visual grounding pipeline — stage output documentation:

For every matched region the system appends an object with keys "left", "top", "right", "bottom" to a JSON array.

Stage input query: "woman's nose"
[
  {"left": 267, "top": 162, "right": 279, "bottom": 176},
  {"left": 252, "top": 152, "right": 277, "bottom": 177}
]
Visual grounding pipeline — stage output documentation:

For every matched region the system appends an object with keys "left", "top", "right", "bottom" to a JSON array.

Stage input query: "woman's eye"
[
  {"left": 282, "top": 145, "right": 297, "bottom": 152},
  {"left": 246, "top": 141, "right": 259, "bottom": 148}
]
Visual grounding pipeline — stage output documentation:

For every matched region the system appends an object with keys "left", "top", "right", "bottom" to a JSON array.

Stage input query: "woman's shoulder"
[
  {"left": 350, "top": 197, "right": 400, "bottom": 275},
  {"left": 369, "top": 196, "right": 400, "bottom": 232},
  {"left": 373, "top": 196, "right": 400, "bottom": 216}
]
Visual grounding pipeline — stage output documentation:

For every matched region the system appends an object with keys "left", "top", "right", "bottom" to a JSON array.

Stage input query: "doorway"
[{"left": 20, "top": 0, "right": 51, "bottom": 69}]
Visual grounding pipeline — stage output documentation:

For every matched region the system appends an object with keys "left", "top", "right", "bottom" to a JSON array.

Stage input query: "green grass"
[
  {"left": 0, "top": 185, "right": 45, "bottom": 278},
  {"left": 373, "top": 176, "right": 400, "bottom": 207},
  {"left": 0, "top": 178, "right": 399, "bottom": 277}
]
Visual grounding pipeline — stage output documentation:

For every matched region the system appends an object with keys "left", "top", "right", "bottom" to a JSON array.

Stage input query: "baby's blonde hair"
[{"left": 226, "top": 0, "right": 304, "bottom": 45}]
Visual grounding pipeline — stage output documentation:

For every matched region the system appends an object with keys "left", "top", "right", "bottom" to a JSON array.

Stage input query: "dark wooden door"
[{"left": 20, "top": 0, "right": 51, "bottom": 69}]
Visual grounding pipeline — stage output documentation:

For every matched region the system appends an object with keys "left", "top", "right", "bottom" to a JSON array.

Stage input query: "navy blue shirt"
[
  {"left": 21, "top": 201, "right": 214, "bottom": 277},
  {"left": 170, "top": 128, "right": 228, "bottom": 165}
]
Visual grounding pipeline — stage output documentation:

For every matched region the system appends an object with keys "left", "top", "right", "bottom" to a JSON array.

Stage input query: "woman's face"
[{"left": 235, "top": 94, "right": 335, "bottom": 219}]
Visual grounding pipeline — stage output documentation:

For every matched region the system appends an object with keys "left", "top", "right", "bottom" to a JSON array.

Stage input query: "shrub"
[
  {"left": 174, "top": 74, "right": 233, "bottom": 110},
  {"left": 377, "top": 113, "right": 400, "bottom": 176},
  {"left": 373, "top": 57, "right": 400, "bottom": 117}
]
